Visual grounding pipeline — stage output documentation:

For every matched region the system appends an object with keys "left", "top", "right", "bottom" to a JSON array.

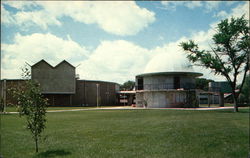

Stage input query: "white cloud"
[
  {"left": 77, "top": 40, "right": 152, "bottom": 83},
  {"left": 1, "top": 4, "right": 15, "bottom": 24},
  {"left": 1, "top": 1, "right": 36, "bottom": 10},
  {"left": 2, "top": 1, "right": 155, "bottom": 36},
  {"left": 185, "top": 1, "right": 203, "bottom": 9},
  {"left": 204, "top": 1, "right": 221, "bottom": 11},
  {"left": 214, "top": 10, "right": 228, "bottom": 18},
  {"left": 1, "top": 33, "right": 88, "bottom": 79},
  {"left": 230, "top": 1, "right": 249, "bottom": 19},
  {"left": 161, "top": 1, "right": 202, "bottom": 10},
  {"left": 161, "top": 1, "right": 224, "bottom": 12}
]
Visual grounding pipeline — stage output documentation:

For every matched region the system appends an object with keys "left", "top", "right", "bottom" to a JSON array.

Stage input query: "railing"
[{"left": 136, "top": 83, "right": 195, "bottom": 90}]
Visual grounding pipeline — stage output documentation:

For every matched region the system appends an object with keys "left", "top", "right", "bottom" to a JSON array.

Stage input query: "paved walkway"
[{"left": 1, "top": 106, "right": 236, "bottom": 114}]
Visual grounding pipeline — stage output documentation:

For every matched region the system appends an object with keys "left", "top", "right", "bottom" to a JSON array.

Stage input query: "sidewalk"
[{"left": 1, "top": 106, "right": 237, "bottom": 114}]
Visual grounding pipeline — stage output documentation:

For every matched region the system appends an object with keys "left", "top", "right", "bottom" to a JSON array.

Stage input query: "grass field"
[{"left": 1, "top": 108, "right": 249, "bottom": 158}]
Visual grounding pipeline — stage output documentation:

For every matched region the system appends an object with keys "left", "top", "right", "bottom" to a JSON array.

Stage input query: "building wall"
[
  {"left": 135, "top": 73, "right": 199, "bottom": 108},
  {"left": 136, "top": 90, "right": 198, "bottom": 108},
  {"left": 32, "top": 60, "right": 75, "bottom": 94},
  {"left": 199, "top": 94, "right": 220, "bottom": 104},
  {"left": 71, "top": 80, "right": 118, "bottom": 106},
  {"left": 180, "top": 76, "right": 195, "bottom": 86},
  {"left": 0, "top": 79, "right": 119, "bottom": 107},
  {"left": 143, "top": 75, "right": 174, "bottom": 89},
  {"left": 0, "top": 80, "right": 26, "bottom": 106},
  {"left": 137, "top": 74, "right": 196, "bottom": 90},
  {"left": 43, "top": 94, "right": 72, "bottom": 106}
]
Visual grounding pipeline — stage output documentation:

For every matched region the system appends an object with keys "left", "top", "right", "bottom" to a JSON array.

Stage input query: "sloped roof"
[
  {"left": 31, "top": 59, "right": 54, "bottom": 68},
  {"left": 31, "top": 59, "right": 75, "bottom": 69},
  {"left": 55, "top": 60, "right": 75, "bottom": 68}
]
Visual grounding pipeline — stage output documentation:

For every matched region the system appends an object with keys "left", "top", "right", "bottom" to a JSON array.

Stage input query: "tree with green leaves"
[
  {"left": 10, "top": 66, "right": 48, "bottom": 152},
  {"left": 180, "top": 15, "right": 249, "bottom": 112},
  {"left": 120, "top": 80, "right": 135, "bottom": 91},
  {"left": 195, "top": 78, "right": 214, "bottom": 91}
]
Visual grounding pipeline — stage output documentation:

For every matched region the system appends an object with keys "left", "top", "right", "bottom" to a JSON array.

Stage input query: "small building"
[
  {"left": 135, "top": 71, "right": 202, "bottom": 108},
  {"left": 208, "top": 81, "right": 233, "bottom": 106},
  {"left": 198, "top": 90, "right": 220, "bottom": 105}
]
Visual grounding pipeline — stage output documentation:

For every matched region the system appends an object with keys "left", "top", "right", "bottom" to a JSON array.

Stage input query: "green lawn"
[{"left": 1, "top": 108, "right": 249, "bottom": 158}]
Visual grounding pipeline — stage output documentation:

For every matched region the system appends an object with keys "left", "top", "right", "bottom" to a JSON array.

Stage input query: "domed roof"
[{"left": 144, "top": 51, "right": 194, "bottom": 73}]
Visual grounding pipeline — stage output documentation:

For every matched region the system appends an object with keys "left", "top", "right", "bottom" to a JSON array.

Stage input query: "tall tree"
[
  {"left": 180, "top": 15, "right": 249, "bottom": 112},
  {"left": 10, "top": 66, "right": 48, "bottom": 152}
]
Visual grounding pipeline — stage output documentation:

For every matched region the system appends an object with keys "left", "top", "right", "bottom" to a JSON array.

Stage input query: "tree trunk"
[
  {"left": 233, "top": 94, "right": 239, "bottom": 112},
  {"left": 219, "top": 92, "right": 224, "bottom": 107},
  {"left": 35, "top": 137, "right": 38, "bottom": 153}
]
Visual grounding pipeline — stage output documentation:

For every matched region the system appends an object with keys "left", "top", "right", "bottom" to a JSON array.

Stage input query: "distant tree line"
[{"left": 120, "top": 81, "right": 135, "bottom": 91}]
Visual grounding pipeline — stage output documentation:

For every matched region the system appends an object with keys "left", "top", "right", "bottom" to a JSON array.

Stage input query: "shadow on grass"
[{"left": 36, "top": 149, "right": 71, "bottom": 158}]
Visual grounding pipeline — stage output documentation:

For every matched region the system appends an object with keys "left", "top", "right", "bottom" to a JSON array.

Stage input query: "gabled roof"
[
  {"left": 55, "top": 60, "right": 75, "bottom": 68},
  {"left": 31, "top": 59, "right": 54, "bottom": 68},
  {"left": 31, "top": 59, "right": 75, "bottom": 69}
]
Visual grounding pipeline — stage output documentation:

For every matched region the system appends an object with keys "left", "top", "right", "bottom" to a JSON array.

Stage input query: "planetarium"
[{"left": 135, "top": 51, "right": 203, "bottom": 108}]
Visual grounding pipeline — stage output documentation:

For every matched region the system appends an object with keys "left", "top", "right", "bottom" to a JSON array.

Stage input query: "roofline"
[
  {"left": 31, "top": 59, "right": 75, "bottom": 68},
  {"left": 77, "top": 79, "right": 119, "bottom": 85},
  {"left": 54, "top": 60, "right": 75, "bottom": 68},
  {"left": 31, "top": 59, "right": 54, "bottom": 68},
  {"left": 136, "top": 71, "right": 203, "bottom": 78}
]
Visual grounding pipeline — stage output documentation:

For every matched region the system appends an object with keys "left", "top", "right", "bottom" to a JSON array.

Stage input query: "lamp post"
[
  {"left": 3, "top": 79, "right": 6, "bottom": 112},
  {"left": 96, "top": 84, "right": 99, "bottom": 108}
]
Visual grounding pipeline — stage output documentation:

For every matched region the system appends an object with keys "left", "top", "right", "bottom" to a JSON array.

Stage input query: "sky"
[{"left": 1, "top": 1, "right": 249, "bottom": 84}]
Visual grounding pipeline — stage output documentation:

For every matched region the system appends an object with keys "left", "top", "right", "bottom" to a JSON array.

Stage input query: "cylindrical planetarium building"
[{"left": 135, "top": 71, "right": 202, "bottom": 108}]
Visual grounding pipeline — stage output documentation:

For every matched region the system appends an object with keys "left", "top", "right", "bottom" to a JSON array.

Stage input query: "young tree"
[
  {"left": 180, "top": 15, "right": 249, "bottom": 112},
  {"left": 11, "top": 67, "right": 48, "bottom": 152}
]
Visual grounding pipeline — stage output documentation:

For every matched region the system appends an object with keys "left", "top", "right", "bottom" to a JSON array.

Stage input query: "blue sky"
[{"left": 1, "top": 1, "right": 249, "bottom": 84}]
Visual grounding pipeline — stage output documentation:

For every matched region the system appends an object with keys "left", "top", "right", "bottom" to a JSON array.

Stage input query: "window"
[
  {"left": 137, "top": 78, "right": 143, "bottom": 90},
  {"left": 174, "top": 77, "right": 180, "bottom": 89}
]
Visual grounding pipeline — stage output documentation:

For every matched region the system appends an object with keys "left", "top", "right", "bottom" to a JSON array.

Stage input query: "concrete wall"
[
  {"left": 137, "top": 74, "right": 196, "bottom": 90},
  {"left": 136, "top": 90, "right": 198, "bottom": 108},
  {"left": 32, "top": 60, "right": 75, "bottom": 94},
  {"left": 143, "top": 75, "right": 174, "bottom": 90},
  {"left": 72, "top": 80, "right": 118, "bottom": 106}
]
